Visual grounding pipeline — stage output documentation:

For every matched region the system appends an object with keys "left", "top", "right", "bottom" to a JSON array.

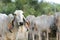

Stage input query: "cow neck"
[{"left": 12, "top": 16, "right": 15, "bottom": 27}]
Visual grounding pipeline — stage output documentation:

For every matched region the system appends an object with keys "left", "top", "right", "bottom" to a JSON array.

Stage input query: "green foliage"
[
  {"left": 15, "top": 0, "right": 27, "bottom": 10},
  {"left": 23, "top": 4, "right": 36, "bottom": 17},
  {"left": 3, "top": 3, "right": 16, "bottom": 14},
  {"left": 0, "top": 2, "right": 5, "bottom": 13},
  {"left": 2, "top": 0, "right": 11, "bottom": 3},
  {"left": 0, "top": 0, "right": 60, "bottom": 16},
  {"left": 1, "top": 3, "right": 16, "bottom": 14}
]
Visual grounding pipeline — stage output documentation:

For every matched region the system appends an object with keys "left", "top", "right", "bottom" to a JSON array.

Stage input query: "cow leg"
[
  {"left": 59, "top": 32, "right": 60, "bottom": 40},
  {"left": 47, "top": 31, "right": 49, "bottom": 40},
  {"left": 38, "top": 33, "right": 40, "bottom": 40},
  {"left": 28, "top": 32, "right": 33, "bottom": 40},
  {"left": 0, "top": 35, "right": 4, "bottom": 40},
  {"left": 56, "top": 31, "right": 59, "bottom": 40},
  {"left": 32, "top": 33, "right": 34, "bottom": 40},
  {"left": 38, "top": 33, "right": 41, "bottom": 40},
  {"left": 56, "top": 32, "right": 58, "bottom": 40},
  {"left": 28, "top": 32, "right": 30, "bottom": 40}
]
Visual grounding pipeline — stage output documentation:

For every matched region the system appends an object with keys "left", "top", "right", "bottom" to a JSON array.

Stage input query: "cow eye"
[
  {"left": 32, "top": 27, "right": 34, "bottom": 30},
  {"left": 13, "top": 14, "right": 16, "bottom": 16}
]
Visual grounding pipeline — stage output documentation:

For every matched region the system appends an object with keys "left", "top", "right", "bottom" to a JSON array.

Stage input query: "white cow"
[
  {"left": 26, "top": 15, "right": 35, "bottom": 30},
  {"left": 54, "top": 12, "right": 60, "bottom": 40},
  {"left": 32, "top": 15, "right": 55, "bottom": 40},
  {"left": 0, "top": 10, "right": 26, "bottom": 40},
  {"left": 26, "top": 15, "right": 36, "bottom": 40},
  {"left": 0, "top": 14, "right": 9, "bottom": 40},
  {"left": 26, "top": 15, "right": 55, "bottom": 40}
]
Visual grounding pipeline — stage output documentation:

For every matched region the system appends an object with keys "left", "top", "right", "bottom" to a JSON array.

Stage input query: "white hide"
[
  {"left": 0, "top": 14, "right": 9, "bottom": 34},
  {"left": 8, "top": 14, "right": 14, "bottom": 23},
  {"left": 26, "top": 15, "right": 35, "bottom": 29},
  {"left": 16, "top": 25, "right": 28, "bottom": 40},
  {"left": 0, "top": 14, "right": 10, "bottom": 40},
  {"left": 54, "top": 12, "right": 60, "bottom": 31},
  {"left": 14, "top": 10, "right": 24, "bottom": 23},
  {"left": 32, "top": 15, "right": 54, "bottom": 40},
  {"left": 32, "top": 15, "right": 54, "bottom": 31},
  {"left": 26, "top": 15, "right": 55, "bottom": 40}
]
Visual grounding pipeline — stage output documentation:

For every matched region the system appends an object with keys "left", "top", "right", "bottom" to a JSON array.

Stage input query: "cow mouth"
[
  {"left": 9, "top": 29, "right": 12, "bottom": 33},
  {"left": 18, "top": 22, "right": 24, "bottom": 26}
]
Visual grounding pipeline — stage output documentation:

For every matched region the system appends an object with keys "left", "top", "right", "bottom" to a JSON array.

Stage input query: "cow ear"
[
  {"left": 8, "top": 14, "right": 14, "bottom": 33},
  {"left": 26, "top": 20, "right": 30, "bottom": 28},
  {"left": 8, "top": 14, "right": 14, "bottom": 22}
]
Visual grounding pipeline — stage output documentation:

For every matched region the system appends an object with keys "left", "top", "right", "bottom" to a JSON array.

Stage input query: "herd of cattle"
[{"left": 0, "top": 10, "right": 60, "bottom": 40}]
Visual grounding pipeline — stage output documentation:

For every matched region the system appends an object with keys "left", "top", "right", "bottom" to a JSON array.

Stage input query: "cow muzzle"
[
  {"left": 9, "top": 29, "right": 12, "bottom": 33},
  {"left": 18, "top": 22, "right": 24, "bottom": 26}
]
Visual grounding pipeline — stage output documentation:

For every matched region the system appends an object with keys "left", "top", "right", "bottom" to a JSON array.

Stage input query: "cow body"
[
  {"left": 0, "top": 14, "right": 11, "bottom": 40},
  {"left": 26, "top": 15, "right": 55, "bottom": 40},
  {"left": 54, "top": 12, "right": 60, "bottom": 40},
  {"left": 0, "top": 10, "right": 27, "bottom": 40},
  {"left": 26, "top": 15, "right": 35, "bottom": 40},
  {"left": 32, "top": 15, "right": 54, "bottom": 40}
]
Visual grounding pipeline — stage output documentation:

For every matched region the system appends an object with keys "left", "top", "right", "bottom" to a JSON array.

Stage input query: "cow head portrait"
[
  {"left": 8, "top": 10, "right": 27, "bottom": 32},
  {"left": 13, "top": 10, "right": 24, "bottom": 26}
]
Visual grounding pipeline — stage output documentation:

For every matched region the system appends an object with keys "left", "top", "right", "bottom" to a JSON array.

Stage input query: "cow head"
[
  {"left": 8, "top": 10, "right": 27, "bottom": 32},
  {"left": 13, "top": 10, "right": 24, "bottom": 26}
]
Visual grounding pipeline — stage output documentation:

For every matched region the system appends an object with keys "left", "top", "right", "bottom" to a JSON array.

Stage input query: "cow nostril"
[
  {"left": 20, "top": 22, "right": 23, "bottom": 25},
  {"left": 32, "top": 27, "right": 34, "bottom": 30}
]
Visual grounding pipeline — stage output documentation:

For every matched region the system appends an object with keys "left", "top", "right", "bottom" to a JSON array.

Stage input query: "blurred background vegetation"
[{"left": 0, "top": 0, "right": 60, "bottom": 17}]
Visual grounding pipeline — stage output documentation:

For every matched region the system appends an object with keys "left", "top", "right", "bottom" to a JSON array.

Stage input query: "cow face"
[
  {"left": 14, "top": 10, "right": 24, "bottom": 26},
  {"left": 8, "top": 10, "right": 25, "bottom": 32}
]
